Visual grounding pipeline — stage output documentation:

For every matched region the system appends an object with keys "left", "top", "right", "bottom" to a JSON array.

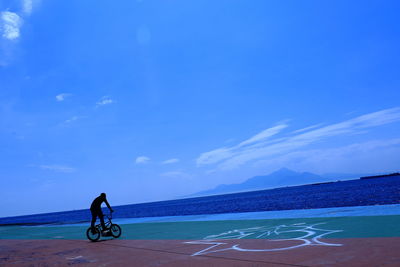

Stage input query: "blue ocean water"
[{"left": 1, "top": 175, "right": 399, "bottom": 225}]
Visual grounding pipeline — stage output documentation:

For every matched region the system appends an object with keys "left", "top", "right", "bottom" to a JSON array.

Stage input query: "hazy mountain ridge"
[{"left": 192, "top": 168, "right": 366, "bottom": 197}]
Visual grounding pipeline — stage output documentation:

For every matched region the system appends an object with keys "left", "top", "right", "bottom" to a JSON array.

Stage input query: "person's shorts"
[{"left": 90, "top": 209, "right": 103, "bottom": 217}]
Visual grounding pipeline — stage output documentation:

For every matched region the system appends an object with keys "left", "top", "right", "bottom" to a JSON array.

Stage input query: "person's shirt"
[{"left": 90, "top": 196, "right": 111, "bottom": 210}]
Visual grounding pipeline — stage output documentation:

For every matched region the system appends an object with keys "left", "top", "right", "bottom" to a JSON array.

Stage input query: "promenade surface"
[{"left": 1, "top": 204, "right": 400, "bottom": 266}]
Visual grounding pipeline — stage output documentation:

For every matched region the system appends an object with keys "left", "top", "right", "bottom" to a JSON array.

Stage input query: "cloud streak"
[
  {"left": 237, "top": 124, "right": 288, "bottom": 147},
  {"left": 96, "top": 96, "right": 115, "bottom": 107},
  {"left": 135, "top": 156, "right": 150, "bottom": 164},
  {"left": 197, "top": 107, "right": 400, "bottom": 170},
  {"left": 162, "top": 158, "right": 180, "bottom": 164},
  {"left": 197, "top": 123, "right": 288, "bottom": 166}
]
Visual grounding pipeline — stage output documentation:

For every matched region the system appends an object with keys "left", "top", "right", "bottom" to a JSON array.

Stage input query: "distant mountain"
[{"left": 193, "top": 168, "right": 334, "bottom": 197}]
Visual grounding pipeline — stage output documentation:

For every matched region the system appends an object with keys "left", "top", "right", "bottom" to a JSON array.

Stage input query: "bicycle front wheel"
[
  {"left": 110, "top": 224, "right": 122, "bottom": 238},
  {"left": 86, "top": 227, "right": 100, "bottom": 242}
]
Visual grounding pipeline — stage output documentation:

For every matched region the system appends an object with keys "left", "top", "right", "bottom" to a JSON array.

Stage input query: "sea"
[{"left": 1, "top": 174, "right": 399, "bottom": 226}]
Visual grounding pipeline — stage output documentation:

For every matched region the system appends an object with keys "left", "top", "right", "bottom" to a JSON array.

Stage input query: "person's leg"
[
  {"left": 90, "top": 209, "right": 97, "bottom": 233},
  {"left": 91, "top": 209, "right": 97, "bottom": 228},
  {"left": 98, "top": 210, "right": 107, "bottom": 229}
]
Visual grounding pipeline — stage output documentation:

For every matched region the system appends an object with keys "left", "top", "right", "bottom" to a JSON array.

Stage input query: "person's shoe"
[{"left": 91, "top": 228, "right": 97, "bottom": 235}]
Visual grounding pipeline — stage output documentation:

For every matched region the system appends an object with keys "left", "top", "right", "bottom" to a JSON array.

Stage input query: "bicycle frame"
[{"left": 94, "top": 213, "right": 113, "bottom": 231}]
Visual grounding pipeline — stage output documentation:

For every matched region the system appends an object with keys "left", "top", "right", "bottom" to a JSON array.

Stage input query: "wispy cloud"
[
  {"left": 135, "top": 156, "right": 150, "bottom": 164},
  {"left": 96, "top": 96, "right": 115, "bottom": 107},
  {"left": 23, "top": 0, "right": 33, "bottom": 15},
  {"left": 1, "top": 1, "right": 38, "bottom": 66},
  {"left": 197, "top": 123, "right": 288, "bottom": 166},
  {"left": 162, "top": 158, "right": 179, "bottom": 164},
  {"left": 56, "top": 93, "right": 72, "bottom": 102},
  {"left": 61, "top": 115, "right": 86, "bottom": 126},
  {"left": 237, "top": 124, "right": 288, "bottom": 147},
  {"left": 40, "top": 165, "right": 76, "bottom": 173},
  {"left": 292, "top": 123, "right": 323, "bottom": 134},
  {"left": 1, "top": 11, "right": 22, "bottom": 40},
  {"left": 197, "top": 107, "right": 400, "bottom": 170}
]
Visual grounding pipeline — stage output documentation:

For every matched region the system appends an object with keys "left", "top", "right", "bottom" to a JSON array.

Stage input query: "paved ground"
[
  {"left": 1, "top": 205, "right": 400, "bottom": 266},
  {"left": 2, "top": 237, "right": 400, "bottom": 267}
]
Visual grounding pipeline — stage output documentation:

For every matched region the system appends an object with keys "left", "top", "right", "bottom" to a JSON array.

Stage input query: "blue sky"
[{"left": 1, "top": 0, "right": 400, "bottom": 217}]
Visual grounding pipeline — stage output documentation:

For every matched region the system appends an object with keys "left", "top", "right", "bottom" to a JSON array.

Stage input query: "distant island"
[
  {"left": 190, "top": 168, "right": 391, "bottom": 197},
  {"left": 360, "top": 172, "right": 400, "bottom": 179}
]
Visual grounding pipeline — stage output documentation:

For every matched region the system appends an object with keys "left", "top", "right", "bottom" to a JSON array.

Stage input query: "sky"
[{"left": 1, "top": 0, "right": 400, "bottom": 217}]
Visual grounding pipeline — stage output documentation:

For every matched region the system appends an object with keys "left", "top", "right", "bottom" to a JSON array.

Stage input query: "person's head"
[{"left": 100, "top": 193, "right": 106, "bottom": 199}]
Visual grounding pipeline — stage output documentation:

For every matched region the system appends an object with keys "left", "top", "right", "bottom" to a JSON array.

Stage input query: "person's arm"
[{"left": 104, "top": 198, "right": 114, "bottom": 212}]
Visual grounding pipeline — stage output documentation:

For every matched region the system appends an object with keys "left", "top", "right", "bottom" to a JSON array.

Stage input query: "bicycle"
[{"left": 86, "top": 212, "right": 122, "bottom": 241}]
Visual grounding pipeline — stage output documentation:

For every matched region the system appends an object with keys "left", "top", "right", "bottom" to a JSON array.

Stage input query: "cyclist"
[{"left": 90, "top": 193, "right": 114, "bottom": 234}]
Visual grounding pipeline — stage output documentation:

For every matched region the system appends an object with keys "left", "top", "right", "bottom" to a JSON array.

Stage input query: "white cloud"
[
  {"left": 96, "top": 96, "right": 115, "bottom": 107},
  {"left": 197, "top": 107, "right": 400, "bottom": 170},
  {"left": 135, "top": 156, "right": 150, "bottom": 164},
  {"left": 197, "top": 147, "right": 233, "bottom": 166},
  {"left": 292, "top": 124, "right": 323, "bottom": 134},
  {"left": 1, "top": 11, "right": 22, "bottom": 40},
  {"left": 238, "top": 124, "right": 288, "bottom": 147},
  {"left": 0, "top": 1, "right": 39, "bottom": 66},
  {"left": 23, "top": 0, "right": 33, "bottom": 15},
  {"left": 162, "top": 158, "right": 180, "bottom": 164},
  {"left": 40, "top": 165, "right": 76, "bottom": 173},
  {"left": 197, "top": 123, "right": 288, "bottom": 166},
  {"left": 56, "top": 93, "right": 72, "bottom": 102}
]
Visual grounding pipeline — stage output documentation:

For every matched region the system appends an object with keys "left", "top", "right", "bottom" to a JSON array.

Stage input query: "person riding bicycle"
[{"left": 90, "top": 193, "right": 114, "bottom": 234}]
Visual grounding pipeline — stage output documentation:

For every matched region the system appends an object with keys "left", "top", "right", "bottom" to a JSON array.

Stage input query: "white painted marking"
[
  {"left": 185, "top": 222, "right": 343, "bottom": 256},
  {"left": 67, "top": 256, "right": 83, "bottom": 260}
]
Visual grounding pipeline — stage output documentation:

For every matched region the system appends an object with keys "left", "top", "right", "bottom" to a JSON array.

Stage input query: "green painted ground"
[{"left": 1, "top": 215, "right": 399, "bottom": 240}]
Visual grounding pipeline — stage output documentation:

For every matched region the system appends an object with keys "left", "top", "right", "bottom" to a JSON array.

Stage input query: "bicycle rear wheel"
[
  {"left": 86, "top": 227, "right": 100, "bottom": 241},
  {"left": 110, "top": 224, "right": 122, "bottom": 238}
]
